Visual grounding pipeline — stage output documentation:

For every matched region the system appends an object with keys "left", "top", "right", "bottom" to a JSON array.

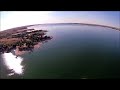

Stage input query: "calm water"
[{"left": 0, "top": 24, "right": 120, "bottom": 79}]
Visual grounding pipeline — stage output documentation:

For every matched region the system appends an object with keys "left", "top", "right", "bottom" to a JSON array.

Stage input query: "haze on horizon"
[{"left": 0, "top": 11, "right": 120, "bottom": 31}]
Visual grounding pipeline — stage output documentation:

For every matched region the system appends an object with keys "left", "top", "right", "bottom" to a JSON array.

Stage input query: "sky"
[{"left": 0, "top": 11, "right": 120, "bottom": 31}]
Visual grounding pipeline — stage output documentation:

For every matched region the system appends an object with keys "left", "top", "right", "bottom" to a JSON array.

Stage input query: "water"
[{"left": 0, "top": 24, "right": 120, "bottom": 79}]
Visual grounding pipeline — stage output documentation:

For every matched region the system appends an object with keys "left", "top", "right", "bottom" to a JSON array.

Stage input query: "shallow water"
[{"left": 0, "top": 24, "right": 120, "bottom": 79}]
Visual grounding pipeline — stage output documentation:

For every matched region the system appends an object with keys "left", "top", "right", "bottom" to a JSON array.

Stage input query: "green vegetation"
[{"left": 0, "top": 28, "right": 52, "bottom": 53}]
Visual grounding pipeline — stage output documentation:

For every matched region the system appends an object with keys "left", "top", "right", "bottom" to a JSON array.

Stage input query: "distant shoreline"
[
  {"left": 1, "top": 23, "right": 120, "bottom": 32},
  {"left": 33, "top": 23, "right": 120, "bottom": 31}
]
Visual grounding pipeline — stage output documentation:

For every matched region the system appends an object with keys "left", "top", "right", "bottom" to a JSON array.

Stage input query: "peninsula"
[{"left": 0, "top": 27, "right": 52, "bottom": 53}]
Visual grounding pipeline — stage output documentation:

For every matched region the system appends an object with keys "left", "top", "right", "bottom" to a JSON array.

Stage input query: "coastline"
[
  {"left": 0, "top": 29, "right": 52, "bottom": 53},
  {"left": 27, "top": 23, "right": 120, "bottom": 31},
  {"left": 0, "top": 23, "right": 120, "bottom": 33}
]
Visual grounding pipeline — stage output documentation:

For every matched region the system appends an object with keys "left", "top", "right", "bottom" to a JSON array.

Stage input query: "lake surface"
[{"left": 0, "top": 24, "right": 120, "bottom": 79}]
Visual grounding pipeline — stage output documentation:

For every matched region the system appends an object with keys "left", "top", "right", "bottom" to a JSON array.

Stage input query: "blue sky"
[{"left": 0, "top": 11, "right": 120, "bottom": 31}]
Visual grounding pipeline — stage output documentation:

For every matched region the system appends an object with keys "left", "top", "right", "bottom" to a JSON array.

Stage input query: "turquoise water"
[{"left": 0, "top": 24, "right": 120, "bottom": 79}]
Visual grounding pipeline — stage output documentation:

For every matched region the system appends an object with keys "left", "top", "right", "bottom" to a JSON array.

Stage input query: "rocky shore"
[{"left": 0, "top": 28, "right": 52, "bottom": 53}]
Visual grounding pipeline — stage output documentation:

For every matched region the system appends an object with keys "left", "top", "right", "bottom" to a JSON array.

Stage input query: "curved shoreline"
[
  {"left": 27, "top": 23, "right": 120, "bottom": 31},
  {"left": 1, "top": 23, "right": 120, "bottom": 33}
]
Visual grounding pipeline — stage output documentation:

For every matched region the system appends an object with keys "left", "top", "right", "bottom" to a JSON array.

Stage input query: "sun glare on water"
[{"left": 2, "top": 53, "right": 24, "bottom": 76}]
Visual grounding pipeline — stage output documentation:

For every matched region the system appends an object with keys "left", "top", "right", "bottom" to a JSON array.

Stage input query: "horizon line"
[{"left": 1, "top": 22, "right": 120, "bottom": 31}]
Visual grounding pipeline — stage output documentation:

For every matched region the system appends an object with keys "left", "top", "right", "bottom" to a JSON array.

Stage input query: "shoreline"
[
  {"left": 1, "top": 23, "right": 120, "bottom": 32},
  {"left": 0, "top": 29, "right": 52, "bottom": 53}
]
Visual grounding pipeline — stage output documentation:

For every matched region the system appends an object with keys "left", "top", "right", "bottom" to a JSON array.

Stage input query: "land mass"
[
  {"left": 0, "top": 28, "right": 52, "bottom": 53},
  {"left": 1, "top": 23, "right": 120, "bottom": 33},
  {"left": 28, "top": 23, "right": 120, "bottom": 31},
  {"left": 0, "top": 23, "right": 119, "bottom": 53}
]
